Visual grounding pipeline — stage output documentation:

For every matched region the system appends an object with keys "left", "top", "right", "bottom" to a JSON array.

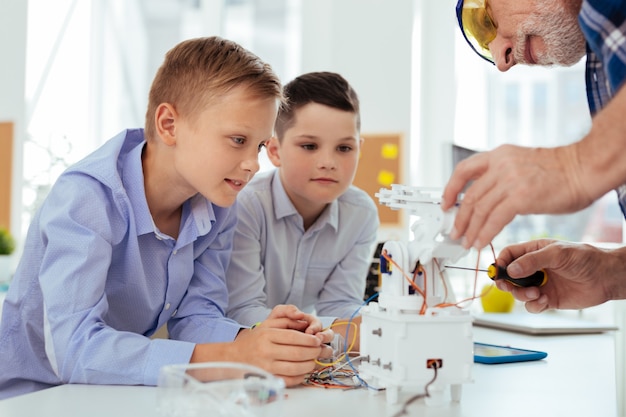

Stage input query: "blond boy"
[{"left": 0, "top": 37, "right": 331, "bottom": 399}]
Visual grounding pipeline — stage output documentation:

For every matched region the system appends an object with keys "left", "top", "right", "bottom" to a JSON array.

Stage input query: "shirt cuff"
[{"left": 143, "top": 338, "right": 196, "bottom": 386}]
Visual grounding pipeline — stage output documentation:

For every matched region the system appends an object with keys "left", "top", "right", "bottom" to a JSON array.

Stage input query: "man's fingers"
[
  {"left": 442, "top": 153, "right": 488, "bottom": 210},
  {"left": 470, "top": 201, "right": 517, "bottom": 249},
  {"left": 525, "top": 294, "right": 549, "bottom": 314},
  {"left": 450, "top": 171, "right": 499, "bottom": 244}
]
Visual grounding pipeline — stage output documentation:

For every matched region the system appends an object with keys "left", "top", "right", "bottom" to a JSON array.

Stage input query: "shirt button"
[
  {"left": 173, "top": 250, "right": 178, "bottom": 255},
  {"left": 172, "top": 309, "right": 177, "bottom": 317},
  {"left": 165, "top": 303, "right": 171, "bottom": 310}
]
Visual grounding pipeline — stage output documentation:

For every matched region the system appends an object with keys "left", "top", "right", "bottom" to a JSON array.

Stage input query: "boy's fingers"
[
  {"left": 314, "top": 328, "right": 334, "bottom": 344},
  {"left": 277, "top": 374, "right": 309, "bottom": 387},
  {"left": 264, "top": 328, "right": 324, "bottom": 348},
  {"left": 318, "top": 345, "right": 334, "bottom": 359},
  {"left": 261, "top": 317, "right": 310, "bottom": 331},
  {"left": 268, "top": 304, "right": 305, "bottom": 320}
]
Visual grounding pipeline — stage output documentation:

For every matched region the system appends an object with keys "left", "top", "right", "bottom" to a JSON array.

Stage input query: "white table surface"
[{"left": 0, "top": 326, "right": 618, "bottom": 417}]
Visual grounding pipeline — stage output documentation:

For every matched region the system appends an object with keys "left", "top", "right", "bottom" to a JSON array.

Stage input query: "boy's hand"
[
  {"left": 330, "top": 316, "right": 361, "bottom": 352},
  {"left": 231, "top": 326, "right": 332, "bottom": 386},
  {"left": 265, "top": 304, "right": 334, "bottom": 343},
  {"left": 192, "top": 327, "right": 331, "bottom": 387},
  {"left": 191, "top": 305, "right": 334, "bottom": 387}
]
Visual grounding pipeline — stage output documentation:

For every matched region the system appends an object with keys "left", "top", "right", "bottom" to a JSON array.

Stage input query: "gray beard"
[{"left": 515, "top": 1, "right": 586, "bottom": 66}]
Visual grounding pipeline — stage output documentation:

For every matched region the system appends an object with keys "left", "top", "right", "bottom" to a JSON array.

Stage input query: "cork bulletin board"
[
  {"left": 0, "top": 122, "right": 13, "bottom": 229},
  {"left": 353, "top": 133, "right": 403, "bottom": 226}
]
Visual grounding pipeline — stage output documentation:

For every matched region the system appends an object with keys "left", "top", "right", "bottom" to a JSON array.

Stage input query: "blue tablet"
[{"left": 474, "top": 342, "right": 547, "bottom": 364}]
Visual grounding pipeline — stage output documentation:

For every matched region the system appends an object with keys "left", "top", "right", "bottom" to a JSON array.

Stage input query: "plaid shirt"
[{"left": 579, "top": 0, "right": 626, "bottom": 216}]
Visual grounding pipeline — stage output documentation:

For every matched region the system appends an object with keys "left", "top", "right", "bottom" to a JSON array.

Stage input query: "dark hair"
[
  {"left": 145, "top": 36, "right": 283, "bottom": 140},
  {"left": 275, "top": 71, "right": 360, "bottom": 140}
]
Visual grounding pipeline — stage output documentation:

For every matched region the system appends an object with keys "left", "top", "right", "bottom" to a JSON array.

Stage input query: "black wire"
[{"left": 390, "top": 364, "right": 439, "bottom": 417}]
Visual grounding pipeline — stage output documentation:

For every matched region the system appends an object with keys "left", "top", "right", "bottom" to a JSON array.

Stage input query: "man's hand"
[
  {"left": 441, "top": 144, "right": 591, "bottom": 250},
  {"left": 494, "top": 239, "right": 622, "bottom": 313}
]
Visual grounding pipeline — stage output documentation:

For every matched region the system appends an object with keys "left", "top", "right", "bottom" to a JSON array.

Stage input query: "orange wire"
[
  {"left": 417, "top": 263, "right": 428, "bottom": 314},
  {"left": 435, "top": 243, "right": 499, "bottom": 309},
  {"left": 381, "top": 242, "right": 499, "bottom": 313},
  {"left": 381, "top": 252, "right": 427, "bottom": 314},
  {"left": 381, "top": 253, "right": 426, "bottom": 298},
  {"left": 412, "top": 265, "right": 426, "bottom": 315},
  {"left": 432, "top": 258, "right": 449, "bottom": 302},
  {"left": 472, "top": 248, "right": 481, "bottom": 299},
  {"left": 452, "top": 243, "right": 498, "bottom": 307},
  {"left": 421, "top": 263, "right": 427, "bottom": 300}
]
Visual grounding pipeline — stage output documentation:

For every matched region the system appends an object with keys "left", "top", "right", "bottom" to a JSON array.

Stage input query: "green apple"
[{"left": 480, "top": 284, "right": 515, "bottom": 313}]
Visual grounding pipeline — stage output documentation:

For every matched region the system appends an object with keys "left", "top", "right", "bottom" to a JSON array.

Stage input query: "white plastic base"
[{"left": 359, "top": 301, "right": 473, "bottom": 405}]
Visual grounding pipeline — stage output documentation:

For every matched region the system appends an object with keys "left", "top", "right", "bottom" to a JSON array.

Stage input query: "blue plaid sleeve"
[{"left": 580, "top": 0, "right": 626, "bottom": 114}]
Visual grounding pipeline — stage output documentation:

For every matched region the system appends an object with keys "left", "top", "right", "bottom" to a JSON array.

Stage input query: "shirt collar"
[
  {"left": 270, "top": 170, "right": 339, "bottom": 232},
  {"left": 122, "top": 138, "right": 216, "bottom": 240},
  {"left": 189, "top": 193, "right": 216, "bottom": 237},
  {"left": 122, "top": 139, "right": 154, "bottom": 236}
]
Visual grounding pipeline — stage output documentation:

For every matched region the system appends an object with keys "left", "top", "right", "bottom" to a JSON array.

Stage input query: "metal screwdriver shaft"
[{"left": 445, "top": 263, "right": 548, "bottom": 288}]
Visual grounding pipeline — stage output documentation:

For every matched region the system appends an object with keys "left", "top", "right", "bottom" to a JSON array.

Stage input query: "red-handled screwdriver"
[{"left": 445, "top": 263, "right": 548, "bottom": 288}]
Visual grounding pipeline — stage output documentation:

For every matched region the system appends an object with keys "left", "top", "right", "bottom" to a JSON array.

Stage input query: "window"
[
  {"left": 23, "top": 0, "right": 95, "bottom": 234},
  {"left": 22, "top": 0, "right": 302, "bottom": 236}
]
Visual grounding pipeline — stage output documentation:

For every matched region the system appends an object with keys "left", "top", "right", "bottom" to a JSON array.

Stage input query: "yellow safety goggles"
[{"left": 456, "top": 0, "right": 497, "bottom": 64}]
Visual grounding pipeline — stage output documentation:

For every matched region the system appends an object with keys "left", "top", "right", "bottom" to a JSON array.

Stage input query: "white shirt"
[{"left": 226, "top": 169, "right": 379, "bottom": 328}]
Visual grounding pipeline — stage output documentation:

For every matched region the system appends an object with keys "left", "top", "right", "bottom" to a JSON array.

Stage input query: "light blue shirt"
[
  {"left": 0, "top": 129, "right": 242, "bottom": 399},
  {"left": 226, "top": 169, "right": 379, "bottom": 328}
]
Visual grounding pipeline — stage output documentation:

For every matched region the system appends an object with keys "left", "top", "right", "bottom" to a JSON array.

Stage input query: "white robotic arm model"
[
  {"left": 359, "top": 185, "right": 474, "bottom": 406},
  {"left": 376, "top": 185, "right": 468, "bottom": 311}
]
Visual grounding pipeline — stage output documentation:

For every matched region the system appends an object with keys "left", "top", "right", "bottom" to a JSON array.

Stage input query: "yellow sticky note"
[
  {"left": 378, "top": 170, "right": 395, "bottom": 187},
  {"left": 381, "top": 143, "right": 398, "bottom": 159}
]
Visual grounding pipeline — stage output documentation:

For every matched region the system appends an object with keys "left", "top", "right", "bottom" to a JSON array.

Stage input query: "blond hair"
[{"left": 145, "top": 36, "right": 283, "bottom": 139}]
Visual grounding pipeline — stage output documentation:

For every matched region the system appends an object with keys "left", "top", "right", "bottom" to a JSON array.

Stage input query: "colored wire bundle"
[
  {"left": 341, "top": 293, "right": 383, "bottom": 391},
  {"left": 304, "top": 358, "right": 365, "bottom": 389}
]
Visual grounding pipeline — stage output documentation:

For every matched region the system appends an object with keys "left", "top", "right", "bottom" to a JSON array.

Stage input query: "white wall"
[
  {"left": 300, "top": 0, "right": 413, "bottom": 136},
  {"left": 412, "top": 0, "right": 457, "bottom": 188},
  {"left": 298, "top": 0, "right": 415, "bottom": 240}
]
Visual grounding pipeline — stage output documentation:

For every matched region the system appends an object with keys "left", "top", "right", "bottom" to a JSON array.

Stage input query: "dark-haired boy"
[{"left": 227, "top": 72, "right": 379, "bottom": 347}]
